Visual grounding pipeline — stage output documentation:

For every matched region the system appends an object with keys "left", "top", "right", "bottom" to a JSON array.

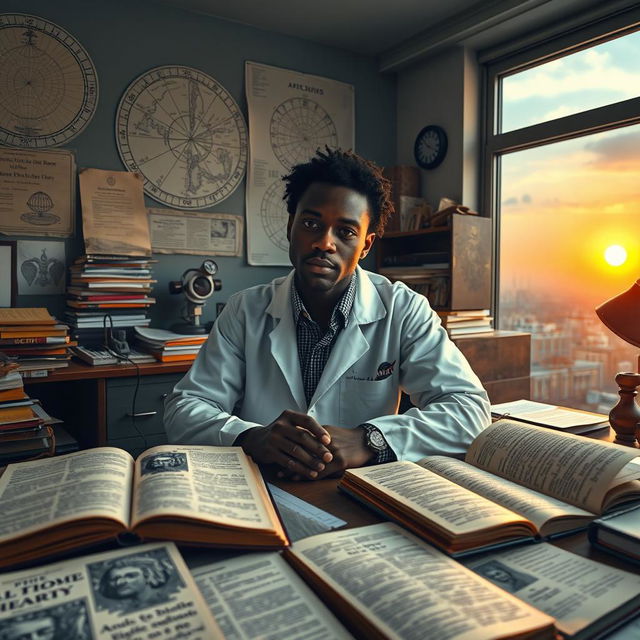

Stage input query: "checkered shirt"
[{"left": 291, "top": 273, "right": 396, "bottom": 464}]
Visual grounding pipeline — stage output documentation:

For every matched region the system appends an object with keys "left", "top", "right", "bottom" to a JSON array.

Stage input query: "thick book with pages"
[
  {"left": 0, "top": 445, "right": 289, "bottom": 570},
  {"left": 284, "top": 522, "right": 556, "bottom": 640},
  {"left": 338, "top": 419, "right": 640, "bottom": 556},
  {"left": 588, "top": 504, "right": 640, "bottom": 564}
]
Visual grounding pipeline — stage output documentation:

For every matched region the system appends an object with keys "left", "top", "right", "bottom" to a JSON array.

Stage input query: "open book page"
[
  {"left": 345, "top": 462, "right": 532, "bottom": 535},
  {"left": 287, "top": 523, "right": 555, "bottom": 640},
  {"left": 463, "top": 543, "right": 640, "bottom": 638},
  {"left": 418, "top": 456, "right": 593, "bottom": 535},
  {"left": 130, "top": 446, "right": 278, "bottom": 531},
  {"left": 192, "top": 552, "right": 353, "bottom": 639},
  {"left": 0, "top": 542, "right": 223, "bottom": 640},
  {"left": 0, "top": 448, "right": 133, "bottom": 544},
  {"left": 465, "top": 420, "right": 640, "bottom": 513}
]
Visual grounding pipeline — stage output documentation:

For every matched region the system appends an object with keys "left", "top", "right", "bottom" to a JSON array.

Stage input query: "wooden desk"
[
  {"left": 23, "top": 360, "right": 191, "bottom": 450},
  {"left": 268, "top": 470, "right": 636, "bottom": 574}
]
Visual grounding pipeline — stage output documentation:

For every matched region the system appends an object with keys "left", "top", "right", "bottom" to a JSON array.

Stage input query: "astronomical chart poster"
[
  {"left": 0, "top": 148, "right": 75, "bottom": 237},
  {"left": 245, "top": 61, "right": 354, "bottom": 266}
]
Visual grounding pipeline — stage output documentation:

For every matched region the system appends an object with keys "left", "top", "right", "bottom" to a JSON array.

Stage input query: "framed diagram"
[
  {"left": 0, "top": 13, "right": 98, "bottom": 148},
  {"left": 0, "top": 241, "right": 17, "bottom": 307},
  {"left": 116, "top": 65, "right": 247, "bottom": 209},
  {"left": 245, "top": 62, "right": 354, "bottom": 266}
]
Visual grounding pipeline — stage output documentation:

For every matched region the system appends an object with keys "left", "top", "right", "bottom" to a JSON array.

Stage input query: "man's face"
[
  {"left": 287, "top": 182, "right": 375, "bottom": 298},
  {"left": 107, "top": 566, "right": 147, "bottom": 598},
  {"left": 6, "top": 617, "right": 55, "bottom": 640},
  {"left": 484, "top": 566, "right": 513, "bottom": 583}
]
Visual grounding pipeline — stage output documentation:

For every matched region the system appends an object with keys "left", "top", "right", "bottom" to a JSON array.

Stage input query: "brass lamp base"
[{"left": 609, "top": 372, "right": 640, "bottom": 447}]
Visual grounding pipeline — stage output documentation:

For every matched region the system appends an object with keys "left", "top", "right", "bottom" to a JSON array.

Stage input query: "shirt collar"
[{"left": 291, "top": 272, "right": 357, "bottom": 329}]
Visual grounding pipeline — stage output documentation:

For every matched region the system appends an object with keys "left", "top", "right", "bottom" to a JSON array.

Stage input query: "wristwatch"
[{"left": 361, "top": 424, "right": 389, "bottom": 463}]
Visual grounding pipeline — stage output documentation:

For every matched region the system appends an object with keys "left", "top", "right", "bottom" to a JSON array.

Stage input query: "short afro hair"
[{"left": 282, "top": 147, "right": 393, "bottom": 236}]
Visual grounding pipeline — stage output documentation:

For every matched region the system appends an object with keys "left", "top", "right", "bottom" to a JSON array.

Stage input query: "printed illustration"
[
  {"left": 17, "top": 241, "right": 66, "bottom": 295},
  {"left": 88, "top": 548, "right": 184, "bottom": 616},
  {"left": 245, "top": 61, "right": 354, "bottom": 265},
  {"left": 260, "top": 179, "right": 290, "bottom": 252},
  {"left": 0, "top": 14, "right": 98, "bottom": 148},
  {"left": 141, "top": 452, "right": 188, "bottom": 475},
  {"left": 270, "top": 97, "right": 338, "bottom": 169},
  {"left": 0, "top": 599, "right": 92, "bottom": 640},
  {"left": 116, "top": 66, "right": 247, "bottom": 209}
]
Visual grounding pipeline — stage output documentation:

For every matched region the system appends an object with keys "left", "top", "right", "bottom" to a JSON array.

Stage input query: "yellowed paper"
[
  {"left": 148, "top": 208, "right": 242, "bottom": 256},
  {"left": 79, "top": 168, "right": 151, "bottom": 256},
  {"left": 0, "top": 308, "right": 55, "bottom": 325},
  {"left": 0, "top": 148, "right": 75, "bottom": 237}
]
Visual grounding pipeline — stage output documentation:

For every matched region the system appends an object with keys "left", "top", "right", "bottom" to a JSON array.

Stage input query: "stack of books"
[
  {"left": 437, "top": 309, "right": 494, "bottom": 337},
  {"left": 0, "top": 308, "right": 73, "bottom": 378},
  {"left": 65, "top": 254, "right": 156, "bottom": 345},
  {"left": 0, "top": 369, "right": 52, "bottom": 465},
  {"left": 134, "top": 327, "right": 208, "bottom": 362}
]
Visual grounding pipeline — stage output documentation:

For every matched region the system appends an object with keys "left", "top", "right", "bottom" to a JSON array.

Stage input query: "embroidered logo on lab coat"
[
  {"left": 375, "top": 361, "right": 395, "bottom": 380},
  {"left": 346, "top": 360, "right": 396, "bottom": 382}
]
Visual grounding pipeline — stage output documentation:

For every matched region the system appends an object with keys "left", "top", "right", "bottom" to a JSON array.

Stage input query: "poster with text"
[
  {"left": 0, "top": 148, "right": 75, "bottom": 237},
  {"left": 245, "top": 62, "right": 354, "bottom": 265}
]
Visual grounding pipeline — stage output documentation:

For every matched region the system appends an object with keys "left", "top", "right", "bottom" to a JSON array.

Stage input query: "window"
[{"left": 484, "top": 9, "right": 640, "bottom": 411}]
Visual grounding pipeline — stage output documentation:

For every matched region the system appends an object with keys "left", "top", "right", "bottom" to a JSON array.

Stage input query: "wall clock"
[
  {"left": 0, "top": 13, "right": 98, "bottom": 148},
  {"left": 414, "top": 124, "right": 448, "bottom": 170},
  {"left": 116, "top": 65, "right": 247, "bottom": 209}
]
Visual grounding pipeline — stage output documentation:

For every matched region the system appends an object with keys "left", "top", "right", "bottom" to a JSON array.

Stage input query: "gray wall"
[
  {"left": 3, "top": 0, "right": 396, "bottom": 327},
  {"left": 396, "top": 46, "right": 481, "bottom": 212}
]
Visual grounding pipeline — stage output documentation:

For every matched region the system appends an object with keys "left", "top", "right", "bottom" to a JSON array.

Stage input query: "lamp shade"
[{"left": 595, "top": 279, "right": 640, "bottom": 348}]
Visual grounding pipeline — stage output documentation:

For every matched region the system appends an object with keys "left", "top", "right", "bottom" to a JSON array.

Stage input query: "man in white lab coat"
[{"left": 164, "top": 148, "right": 490, "bottom": 480}]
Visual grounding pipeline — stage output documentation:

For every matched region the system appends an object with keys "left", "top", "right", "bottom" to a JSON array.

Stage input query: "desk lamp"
[{"left": 595, "top": 279, "right": 640, "bottom": 447}]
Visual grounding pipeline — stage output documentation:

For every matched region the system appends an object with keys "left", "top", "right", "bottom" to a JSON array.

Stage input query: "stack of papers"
[
  {"left": 490, "top": 399, "right": 609, "bottom": 434},
  {"left": 134, "top": 327, "right": 208, "bottom": 362}
]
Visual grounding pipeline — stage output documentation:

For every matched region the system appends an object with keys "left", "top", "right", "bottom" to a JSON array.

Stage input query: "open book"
[
  {"left": 0, "top": 542, "right": 224, "bottom": 639},
  {"left": 285, "top": 522, "right": 556, "bottom": 640},
  {"left": 0, "top": 445, "right": 288, "bottom": 570},
  {"left": 193, "top": 552, "right": 354, "bottom": 639},
  {"left": 463, "top": 542, "right": 640, "bottom": 639},
  {"left": 339, "top": 419, "right": 640, "bottom": 556}
]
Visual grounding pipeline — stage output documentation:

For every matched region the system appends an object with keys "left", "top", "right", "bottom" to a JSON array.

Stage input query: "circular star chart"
[
  {"left": 0, "top": 13, "right": 98, "bottom": 148},
  {"left": 270, "top": 97, "right": 338, "bottom": 169},
  {"left": 116, "top": 65, "right": 248, "bottom": 209},
  {"left": 260, "top": 179, "right": 289, "bottom": 252}
]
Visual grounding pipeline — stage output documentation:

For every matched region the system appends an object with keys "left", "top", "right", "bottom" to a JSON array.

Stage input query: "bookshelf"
[{"left": 377, "top": 213, "right": 491, "bottom": 311}]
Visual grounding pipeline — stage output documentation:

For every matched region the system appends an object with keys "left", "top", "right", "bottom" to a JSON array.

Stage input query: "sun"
[{"left": 604, "top": 244, "right": 627, "bottom": 267}]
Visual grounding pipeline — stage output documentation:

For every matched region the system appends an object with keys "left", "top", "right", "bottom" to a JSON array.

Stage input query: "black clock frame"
[{"left": 414, "top": 125, "right": 448, "bottom": 170}]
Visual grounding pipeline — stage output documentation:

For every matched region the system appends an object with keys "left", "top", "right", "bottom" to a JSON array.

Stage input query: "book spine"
[{"left": 0, "top": 336, "right": 69, "bottom": 345}]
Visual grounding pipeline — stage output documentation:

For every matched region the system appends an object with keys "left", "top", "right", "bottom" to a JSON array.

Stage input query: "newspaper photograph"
[
  {"left": 0, "top": 542, "right": 223, "bottom": 640},
  {"left": 0, "top": 148, "right": 75, "bottom": 237},
  {"left": 245, "top": 61, "right": 354, "bottom": 266},
  {"left": 148, "top": 208, "right": 242, "bottom": 256}
]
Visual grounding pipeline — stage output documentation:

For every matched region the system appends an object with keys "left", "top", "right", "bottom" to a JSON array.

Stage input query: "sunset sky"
[{"left": 499, "top": 30, "right": 639, "bottom": 310}]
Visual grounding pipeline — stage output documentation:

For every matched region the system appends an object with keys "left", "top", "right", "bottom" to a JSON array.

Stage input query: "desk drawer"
[{"left": 106, "top": 373, "right": 182, "bottom": 441}]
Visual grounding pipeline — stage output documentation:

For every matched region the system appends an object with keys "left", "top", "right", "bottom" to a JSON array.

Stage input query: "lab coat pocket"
[{"left": 340, "top": 376, "right": 397, "bottom": 426}]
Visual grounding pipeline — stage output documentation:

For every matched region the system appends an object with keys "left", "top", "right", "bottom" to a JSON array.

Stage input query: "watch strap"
[{"left": 359, "top": 423, "right": 397, "bottom": 465}]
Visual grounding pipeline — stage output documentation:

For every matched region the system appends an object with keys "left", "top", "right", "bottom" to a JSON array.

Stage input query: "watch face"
[
  {"left": 367, "top": 427, "right": 386, "bottom": 451},
  {"left": 414, "top": 125, "right": 448, "bottom": 169}
]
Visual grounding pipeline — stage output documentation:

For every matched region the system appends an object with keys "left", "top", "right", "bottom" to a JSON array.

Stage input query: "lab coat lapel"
[
  {"left": 310, "top": 267, "right": 385, "bottom": 408},
  {"left": 266, "top": 271, "right": 306, "bottom": 410}
]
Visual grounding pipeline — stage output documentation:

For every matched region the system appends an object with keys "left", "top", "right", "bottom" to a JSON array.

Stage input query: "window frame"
[{"left": 480, "top": 6, "right": 640, "bottom": 326}]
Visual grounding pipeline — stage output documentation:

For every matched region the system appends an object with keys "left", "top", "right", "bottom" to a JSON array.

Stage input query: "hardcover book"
[
  {"left": 0, "top": 445, "right": 289, "bottom": 570},
  {"left": 338, "top": 419, "right": 640, "bottom": 556}
]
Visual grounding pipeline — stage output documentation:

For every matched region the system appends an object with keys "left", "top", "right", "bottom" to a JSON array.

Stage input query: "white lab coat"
[{"left": 164, "top": 267, "right": 491, "bottom": 460}]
